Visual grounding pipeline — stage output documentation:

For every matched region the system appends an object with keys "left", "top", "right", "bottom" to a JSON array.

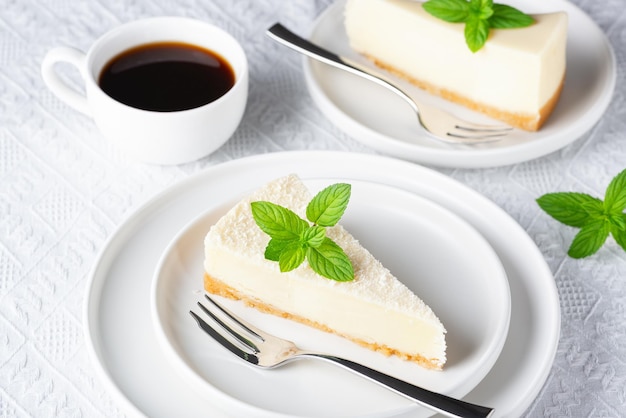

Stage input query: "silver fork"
[
  {"left": 266, "top": 23, "right": 512, "bottom": 145},
  {"left": 190, "top": 294, "right": 494, "bottom": 418}
]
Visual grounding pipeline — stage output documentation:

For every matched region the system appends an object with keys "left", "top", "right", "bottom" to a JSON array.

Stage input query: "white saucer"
[
  {"left": 151, "top": 179, "right": 510, "bottom": 417},
  {"left": 83, "top": 151, "right": 560, "bottom": 417},
  {"left": 303, "top": 0, "right": 616, "bottom": 168}
]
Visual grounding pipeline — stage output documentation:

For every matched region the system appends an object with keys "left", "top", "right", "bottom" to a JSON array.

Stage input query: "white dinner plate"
[
  {"left": 303, "top": 0, "right": 616, "bottom": 168},
  {"left": 84, "top": 151, "right": 560, "bottom": 418},
  {"left": 151, "top": 179, "right": 510, "bottom": 417}
]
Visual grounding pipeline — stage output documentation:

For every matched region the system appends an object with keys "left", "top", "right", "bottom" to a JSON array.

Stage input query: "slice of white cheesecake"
[
  {"left": 203, "top": 174, "right": 447, "bottom": 370},
  {"left": 344, "top": 0, "right": 568, "bottom": 131}
]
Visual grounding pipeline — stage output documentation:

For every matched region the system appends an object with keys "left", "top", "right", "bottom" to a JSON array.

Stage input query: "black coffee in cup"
[{"left": 99, "top": 42, "right": 235, "bottom": 112}]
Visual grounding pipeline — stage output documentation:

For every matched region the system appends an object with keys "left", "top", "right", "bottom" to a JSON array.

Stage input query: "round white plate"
[
  {"left": 151, "top": 179, "right": 510, "bottom": 417},
  {"left": 304, "top": 0, "right": 616, "bottom": 168},
  {"left": 84, "top": 151, "right": 560, "bottom": 418}
]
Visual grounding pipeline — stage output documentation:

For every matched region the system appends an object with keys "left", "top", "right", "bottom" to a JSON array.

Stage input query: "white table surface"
[{"left": 1, "top": 0, "right": 625, "bottom": 417}]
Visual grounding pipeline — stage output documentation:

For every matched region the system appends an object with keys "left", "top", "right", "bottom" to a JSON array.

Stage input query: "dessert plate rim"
[
  {"left": 83, "top": 150, "right": 560, "bottom": 418},
  {"left": 150, "top": 178, "right": 511, "bottom": 417},
  {"left": 303, "top": 0, "right": 617, "bottom": 168}
]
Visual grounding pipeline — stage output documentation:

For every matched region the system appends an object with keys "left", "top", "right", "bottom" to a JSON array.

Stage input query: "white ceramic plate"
[
  {"left": 84, "top": 151, "right": 560, "bottom": 418},
  {"left": 304, "top": 0, "right": 616, "bottom": 168},
  {"left": 151, "top": 179, "right": 510, "bottom": 417}
]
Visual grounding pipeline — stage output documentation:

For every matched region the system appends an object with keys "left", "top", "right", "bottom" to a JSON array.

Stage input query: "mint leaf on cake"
[
  {"left": 420, "top": 0, "right": 470, "bottom": 22},
  {"left": 306, "top": 182, "right": 351, "bottom": 226},
  {"left": 250, "top": 201, "right": 308, "bottom": 240},
  {"left": 251, "top": 183, "right": 355, "bottom": 281},
  {"left": 423, "top": 0, "right": 535, "bottom": 52},
  {"left": 489, "top": 4, "right": 535, "bottom": 28},
  {"left": 307, "top": 237, "right": 354, "bottom": 282}
]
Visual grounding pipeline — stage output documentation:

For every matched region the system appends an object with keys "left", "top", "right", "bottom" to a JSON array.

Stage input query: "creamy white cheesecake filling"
[
  {"left": 203, "top": 175, "right": 446, "bottom": 368},
  {"left": 345, "top": 0, "right": 567, "bottom": 120},
  {"left": 205, "top": 248, "right": 445, "bottom": 360}
]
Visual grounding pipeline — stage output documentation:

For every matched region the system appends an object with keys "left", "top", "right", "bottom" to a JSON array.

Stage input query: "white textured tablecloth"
[{"left": 1, "top": 0, "right": 625, "bottom": 417}]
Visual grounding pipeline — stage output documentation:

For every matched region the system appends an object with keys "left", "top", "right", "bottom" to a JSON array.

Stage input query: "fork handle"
[
  {"left": 266, "top": 23, "right": 418, "bottom": 114},
  {"left": 308, "top": 354, "right": 494, "bottom": 418}
]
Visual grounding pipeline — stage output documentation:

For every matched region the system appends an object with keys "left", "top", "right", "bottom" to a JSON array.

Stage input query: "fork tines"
[
  {"left": 448, "top": 124, "right": 513, "bottom": 141},
  {"left": 190, "top": 295, "right": 263, "bottom": 364}
]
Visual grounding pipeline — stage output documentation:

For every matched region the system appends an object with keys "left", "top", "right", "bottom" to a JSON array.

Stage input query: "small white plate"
[
  {"left": 304, "top": 0, "right": 616, "bottom": 168},
  {"left": 83, "top": 151, "right": 560, "bottom": 418},
  {"left": 151, "top": 180, "right": 510, "bottom": 417}
]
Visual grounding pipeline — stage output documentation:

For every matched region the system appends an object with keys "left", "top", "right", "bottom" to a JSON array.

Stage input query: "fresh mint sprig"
[
  {"left": 251, "top": 183, "right": 354, "bottom": 282},
  {"left": 537, "top": 169, "right": 626, "bottom": 259},
  {"left": 423, "top": 0, "right": 535, "bottom": 52}
]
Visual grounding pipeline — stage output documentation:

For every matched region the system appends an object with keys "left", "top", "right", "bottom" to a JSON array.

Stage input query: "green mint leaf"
[
  {"left": 537, "top": 169, "right": 626, "bottom": 258},
  {"left": 302, "top": 225, "right": 326, "bottom": 248},
  {"left": 465, "top": 16, "right": 490, "bottom": 53},
  {"left": 581, "top": 200, "right": 605, "bottom": 218},
  {"left": 306, "top": 183, "right": 351, "bottom": 227},
  {"left": 611, "top": 216, "right": 626, "bottom": 252},
  {"left": 568, "top": 219, "right": 610, "bottom": 259},
  {"left": 469, "top": 0, "right": 489, "bottom": 8},
  {"left": 252, "top": 181, "right": 355, "bottom": 281},
  {"left": 610, "top": 214, "right": 626, "bottom": 231},
  {"left": 536, "top": 192, "right": 604, "bottom": 228},
  {"left": 264, "top": 238, "right": 298, "bottom": 261},
  {"left": 307, "top": 238, "right": 354, "bottom": 282},
  {"left": 423, "top": 0, "right": 534, "bottom": 52},
  {"left": 278, "top": 246, "right": 306, "bottom": 272},
  {"left": 604, "top": 168, "right": 626, "bottom": 213},
  {"left": 251, "top": 201, "right": 308, "bottom": 240},
  {"left": 422, "top": 0, "right": 470, "bottom": 22},
  {"left": 469, "top": 0, "right": 493, "bottom": 20},
  {"left": 489, "top": 4, "right": 535, "bottom": 28}
]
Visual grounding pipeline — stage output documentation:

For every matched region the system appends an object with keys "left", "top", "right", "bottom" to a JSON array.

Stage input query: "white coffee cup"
[{"left": 41, "top": 17, "right": 248, "bottom": 165}]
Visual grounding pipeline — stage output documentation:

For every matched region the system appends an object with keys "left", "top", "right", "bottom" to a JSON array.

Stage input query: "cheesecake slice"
[
  {"left": 344, "top": 0, "right": 568, "bottom": 131},
  {"left": 203, "top": 175, "right": 446, "bottom": 370}
]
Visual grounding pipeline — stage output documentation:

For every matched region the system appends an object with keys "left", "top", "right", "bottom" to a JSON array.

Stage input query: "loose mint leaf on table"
[
  {"left": 536, "top": 193, "right": 604, "bottom": 228},
  {"left": 537, "top": 168, "right": 626, "bottom": 258},
  {"left": 611, "top": 215, "right": 626, "bottom": 252},
  {"left": 251, "top": 183, "right": 354, "bottom": 281},
  {"left": 423, "top": 0, "right": 535, "bottom": 52},
  {"left": 567, "top": 219, "right": 610, "bottom": 259},
  {"left": 604, "top": 169, "right": 626, "bottom": 212}
]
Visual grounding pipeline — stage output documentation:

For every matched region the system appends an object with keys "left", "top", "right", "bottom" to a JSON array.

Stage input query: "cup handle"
[{"left": 41, "top": 46, "right": 92, "bottom": 116}]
